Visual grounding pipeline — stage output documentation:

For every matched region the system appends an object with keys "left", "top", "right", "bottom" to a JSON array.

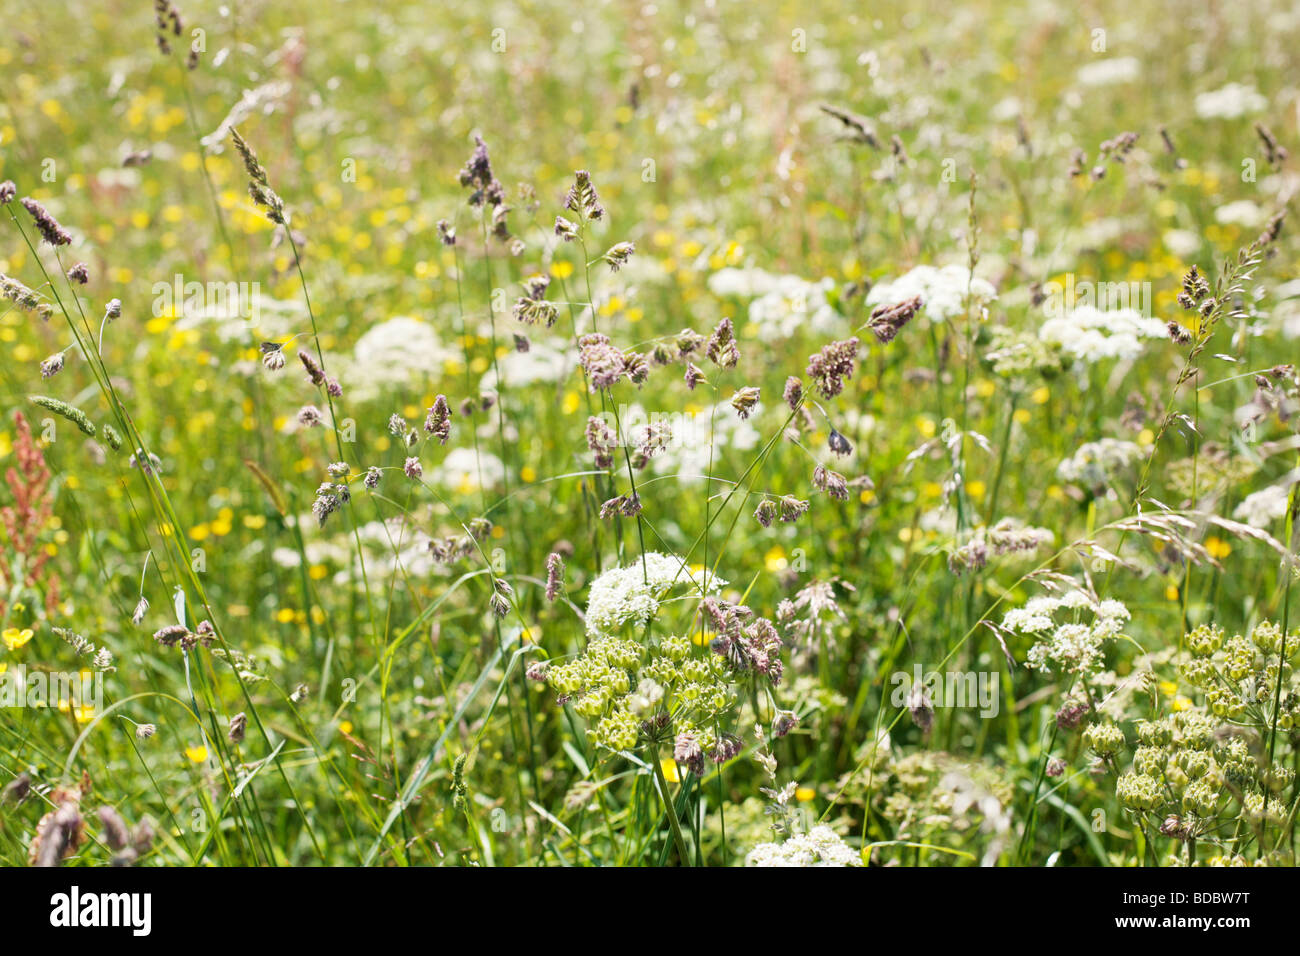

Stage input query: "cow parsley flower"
[
  {"left": 1038, "top": 306, "right": 1167, "bottom": 364},
  {"left": 651, "top": 400, "right": 760, "bottom": 484},
  {"left": 1215, "top": 200, "right": 1266, "bottom": 228},
  {"left": 1003, "top": 590, "right": 1130, "bottom": 684},
  {"left": 744, "top": 826, "right": 861, "bottom": 867},
  {"left": 430, "top": 448, "right": 506, "bottom": 493},
  {"left": 1076, "top": 56, "right": 1140, "bottom": 87},
  {"left": 866, "top": 264, "right": 996, "bottom": 323},
  {"left": 584, "top": 553, "right": 725, "bottom": 637},
  {"left": 1233, "top": 483, "right": 1292, "bottom": 529},
  {"left": 1194, "top": 82, "right": 1267, "bottom": 120},
  {"left": 708, "top": 268, "right": 847, "bottom": 342},
  {"left": 344, "top": 316, "right": 455, "bottom": 400},
  {"left": 1056, "top": 438, "right": 1145, "bottom": 487},
  {"left": 479, "top": 343, "right": 572, "bottom": 391}
]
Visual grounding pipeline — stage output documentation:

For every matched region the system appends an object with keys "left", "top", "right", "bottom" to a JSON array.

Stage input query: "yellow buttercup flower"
[
  {"left": 185, "top": 745, "right": 209, "bottom": 763},
  {"left": 1205, "top": 537, "right": 1231, "bottom": 560},
  {"left": 3, "top": 628, "right": 33, "bottom": 650}
]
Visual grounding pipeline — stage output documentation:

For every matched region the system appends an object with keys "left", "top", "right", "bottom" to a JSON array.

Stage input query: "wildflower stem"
[{"left": 650, "top": 744, "right": 692, "bottom": 866}]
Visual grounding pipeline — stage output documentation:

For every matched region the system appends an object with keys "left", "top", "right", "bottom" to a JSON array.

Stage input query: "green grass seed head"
[{"left": 28, "top": 395, "right": 96, "bottom": 436}]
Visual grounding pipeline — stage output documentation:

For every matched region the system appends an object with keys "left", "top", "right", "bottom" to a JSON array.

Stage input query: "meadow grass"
[{"left": 1, "top": 0, "right": 1299, "bottom": 867}]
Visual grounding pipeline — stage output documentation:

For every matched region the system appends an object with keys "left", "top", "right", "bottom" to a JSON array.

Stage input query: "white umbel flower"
[
  {"left": 1076, "top": 56, "right": 1140, "bottom": 87},
  {"left": 651, "top": 400, "right": 761, "bottom": 485},
  {"left": 584, "top": 553, "right": 725, "bottom": 637},
  {"left": 866, "top": 264, "right": 996, "bottom": 323},
  {"left": 1194, "top": 82, "right": 1267, "bottom": 120},
  {"left": 1003, "top": 590, "right": 1131, "bottom": 680},
  {"left": 1056, "top": 438, "right": 1145, "bottom": 486},
  {"left": 430, "top": 448, "right": 506, "bottom": 492},
  {"left": 1233, "top": 484, "right": 1292, "bottom": 529},
  {"left": 708, "top": 267, "right": 846, "bottom": 342},
  {"left": 479, "top": 343, "right": 573, "bottom": 390},
  {"left": 1039, "top": 306, "right": 1167, "bottom": 364},
  {"left": 745, "top": 826, "right": 861, "bottom": 867}
]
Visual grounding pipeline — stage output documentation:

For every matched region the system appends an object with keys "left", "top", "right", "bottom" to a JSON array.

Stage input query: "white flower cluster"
[
  {"left": 707, "top": 266, "right": 792, "bottom": 298},
  {"left": 744, "top": 825, "right": 861, "bottom": 867},
  {"left": 1038, "top": 306, "right": 1167, "bottom": 364},
  {"left": 1194, "top": 82, "right": 1267, "bottom": 120},
  {"left": 584, "top": 552, "right": 725, "bottom": 637},
  {"left": 1056, "top": 438, "right": 1145, "bottom": 486},
  {"left": 651, "top": 399, "right": 761, "bottom": 484},
  {"left": 1233, "top": 483, "right": 1292, "bottom": 529},
  {"left": 345, "top": 316, "right": 456, "bottom": 400},
  {"left": 1162, "top": 229, "right": 1202, "bottom": 258},
  {"left": 1002, "top": 590, "right": 1130, "bottom": 678},
  {"left": 272, "top": 518, "right": 439, "bottom": 581},
  {"left": 1215, "top": 199, "right": 1267, "bottom": 228},
  {"left": 866, "top": 264, "right": 997, "bottom": 323},
  {"left": 1075, "top": 56, "right": 1140, "bottom": 87},
  {"left": 175, "top": 291, "right": 301, "bottom": 343},
  {"left": 479, "top": 343, "right": 573, "bottom": 391},
  {"left": 430, "top": 448, "right": 506, "bottom": 493},
  {"left": 708, "top": 267, "right": 845, "bottom": 341}
]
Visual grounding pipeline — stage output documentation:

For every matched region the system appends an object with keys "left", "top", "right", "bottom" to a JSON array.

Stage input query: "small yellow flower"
[
  {"left": 795, "top": 787, "right": 816, "bottom": 802},
  {"left": 1205, "top": 537, "right": 1231, "bottom": 560},
  {"left": 660, "top": 758, "right": 681, "bottom": 784},
  {"left": 185, "top": 744, "right": 208, "bottom": 763},
  {"left": 339, "top": 720, "right": 353, "bottom": 735},
  {"left": 2, "top": 628, "right": 33, "bottom": 650}
]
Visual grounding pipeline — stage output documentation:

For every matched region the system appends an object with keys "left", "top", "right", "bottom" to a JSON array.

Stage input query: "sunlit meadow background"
[{"left": 1, "top": 0, "right": 1299, "bottom": 866}]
